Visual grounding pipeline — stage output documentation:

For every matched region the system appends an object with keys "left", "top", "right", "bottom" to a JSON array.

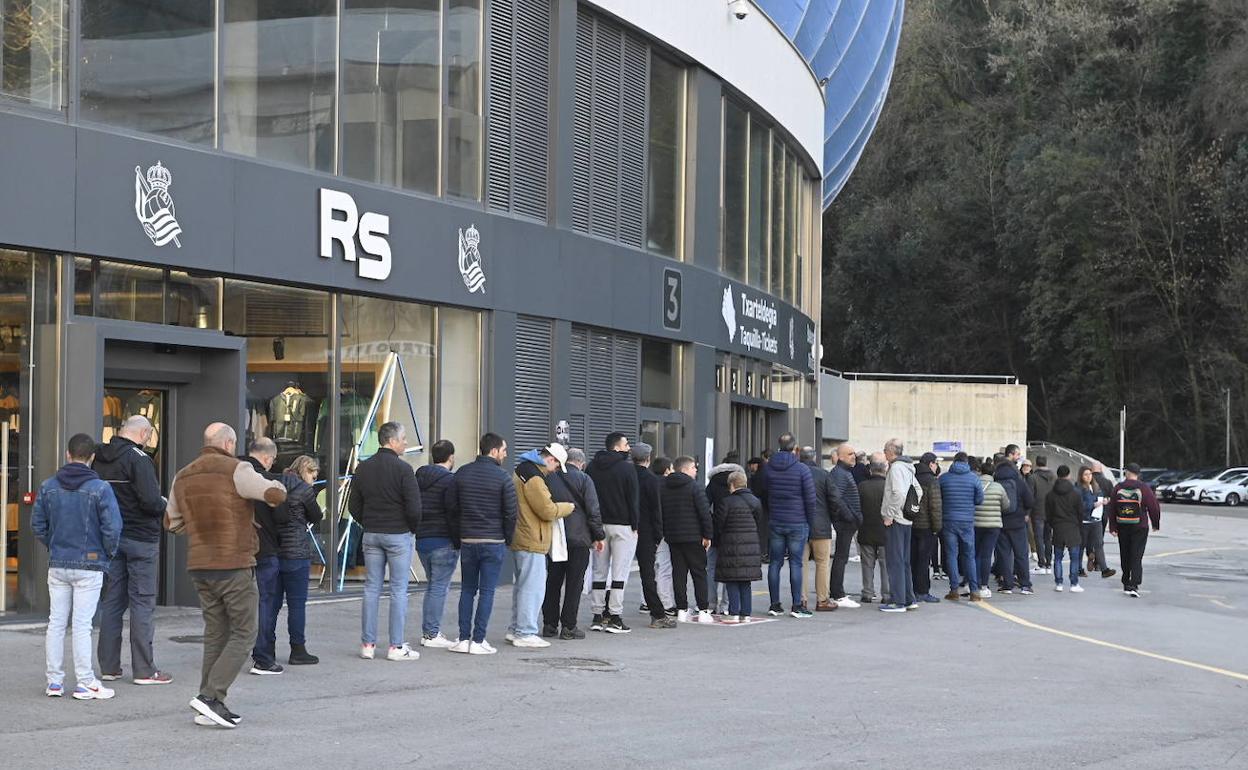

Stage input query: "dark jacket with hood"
[
  {"left": 994, "top": 462, "right": 1035, "bottom": 528},
  {"left": 913, "top": 464, "right": 943, "bottom": 531},
  {"left": 32, "top": 463, "right": 123, "bottom": 572},
  {"left": 415, "top": 463, "right": 456, "bottom": 541},
  {"left": 241, "top": 455, "right": 292, "bottom": 557},
  {"left": 1027, "top": 468, "right": 1057, "bottom": 521},
  {"left": 659, "top": 472, "right": 712, "bottom": 544},
  {"left": 447, "top": 455, "right": 518, "bottom": 544},
  {"left": 1045, "top": 478, "right": 1084, "bottom": 549},
  {"left": 857, "top": 476, "right": 887, "bottom": 547},
  {"left": 804, "top": 461, "right": 836, "bottom": 540},
  {"left": 635, "top": 464, "right": 663, "bottom": 546},
  {"left": 92, "top": 435, "right": 166, "bottom": 543},
  {"left": 829, "top": 461, "right": 862, "bottom": 527},
  {"left": 756, "top": 451, "right": 816, "bottom": 528},
  {"left": 1108, "top": 478, "right": 1161, "bottom": 533},
  {"left": 546, "top": 466, "right": 605, "bottom": 548},
  {"left": 587, "top": 449, "right": 639, "bottom": 529},
  {"left": 938, "top": 461, "right": 983, "bottom": 524},
  {"left": 348, "top": 447, "right": 422, "bottom": 535},
  {"left": 706, "top": 463, "right": 743, "bottom": 509},
  {"left": 713, "top": 489, "right": 763, "bottom": 582}
]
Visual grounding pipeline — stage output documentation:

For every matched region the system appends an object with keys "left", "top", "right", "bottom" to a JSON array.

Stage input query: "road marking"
[
  {"left": 1148, "top": 546, "right": 1245, "bottom": 559},
  {"left": 1211, "top": 600, "right": 1236, "bottom": 610},
  {"left": 975, "top": 601, "right": 1248, "bottom": 683}
]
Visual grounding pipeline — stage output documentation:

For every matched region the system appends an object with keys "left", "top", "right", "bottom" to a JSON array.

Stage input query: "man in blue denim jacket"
[{"left": 32, "top": 433, "right": 123, "bottom": 700}]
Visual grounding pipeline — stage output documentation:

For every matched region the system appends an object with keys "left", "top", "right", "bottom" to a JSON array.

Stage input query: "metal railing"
[{"left": 821, "top": 367, "right": 1018, "bottom": 385}]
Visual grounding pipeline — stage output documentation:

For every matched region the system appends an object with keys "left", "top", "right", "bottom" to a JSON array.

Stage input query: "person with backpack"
[
  {"left": 993, "top": 457, "right": 1035, "bottom": 595},
  {"left": 1045, "top": 465, "right": 1085, "bottom": 592},
  {"left": 1108, "top": 463, "right": 1162, "bottom": 597},
  {"left": 1027, "top": 456, "right": 1057, "bottom": 574},
  {"left": 880, "top": 439, "right": 920, "bottom": 613},
  {"left": 1077, "top": 466, "right": 1117, "bottom": 582},
  {"left": 713, "top": 471, "right": 764, "bottom": 623},
  {"left": 973, "top": 458, "right": 1008, "bottom": 599}
]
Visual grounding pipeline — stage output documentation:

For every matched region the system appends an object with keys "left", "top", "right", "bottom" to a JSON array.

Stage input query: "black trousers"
[
  {"left": 543, "top": 546, "right": 590, "bottom": 630},
  {"left": 910, "top": 527, "right": 935, "bottom": 596},
  {"left": 830, "top": 523, "right": 857, "bottom": 600},
  {"left": 669, "top": 541, "right": 709, "bottom": 611},
  {"left": 1117, "top": 524, "right": 1149, "bottom": 590},
  {"left": 634, "top": 537, "right": 666, "bottom": 620}
]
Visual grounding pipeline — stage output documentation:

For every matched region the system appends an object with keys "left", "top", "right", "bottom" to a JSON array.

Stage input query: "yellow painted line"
[{"left": 975, "top": 601, "right": 1248, "bottom": 683}]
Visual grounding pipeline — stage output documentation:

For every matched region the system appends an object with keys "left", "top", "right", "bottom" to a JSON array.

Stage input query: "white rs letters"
[{"left": 319, "top": 188, "right": 392, "bottom": 281}]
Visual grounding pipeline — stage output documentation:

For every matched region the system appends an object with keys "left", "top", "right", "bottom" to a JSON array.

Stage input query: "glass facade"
[
  {"left": 646, "top": 53, "right": 683, "bottom": 258},
  {"left": 76, "top": 258, "right": 221, "bottom": 327},
  {"left": 442, "top": 0, "right": 479, "bottom": 199},
  {"left": 0, "top": 0, "right": 65, "bottom": 109},
  {"left": 721, "top": 99, "right": 747, "bottom": 281}
]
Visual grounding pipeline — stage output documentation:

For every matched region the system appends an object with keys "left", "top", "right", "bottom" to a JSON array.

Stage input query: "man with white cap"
[{"left": 507, "top": 444, "right": 574, "bottom": 647}]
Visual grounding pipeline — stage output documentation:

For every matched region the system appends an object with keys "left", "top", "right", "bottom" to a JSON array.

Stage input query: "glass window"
[
  {"left": 442, "top": 0, "right": 480, "bottom": 199},
  {"left": 646, "top": 53, "right": 683, "bottom": 258},
  {"left": 73, "top": 257, "right": 94, "bottom": 315},
  {"left": 222, "top": 0, "right": 336, "bottom": 172},
  {"left": 79, "top": 1, "right": 214, "bottom": 143},
  {"left": 0, "top": 0, "right": 65, "bottom": 109},
  {"left": 437, "top": 306, "right": 481, "bottom": 467},
  {"left": 166, "top": 271, "right": 221, "bottom": 329},
  {"left": 769, "top": 138, "right": 784, "bottom": 295},
  {"left": 341, "top": 0, "right": 440, "bottom": 194},
  {"left": 721, "top": 99, "right": 747, "bottom": 280},
  {"left": 95, "top": 260, "right": 164, "bottom": 323},
  {"left": 785, "top": 151, "right": 798, "bottom": 303},
  {"left": 641, "top": 338, "right": 678, "bottom": 410},
  {"left": 747, "top": 117, "right": 769, "bottom": 288}
]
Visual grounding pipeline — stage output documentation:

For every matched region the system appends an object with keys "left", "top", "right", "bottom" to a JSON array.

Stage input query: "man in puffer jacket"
[
  {"left": 756, "top": 433, "right": 816, "bottom": 617},
  {"left": 938, "top": 452, "right": 983, "bottom": 601},
  {"left": 414, "top": 440, "right": 459, "bottom": 649},
  {"left": 509, "top": 445, "right": 574, "bottom": 648},
  {"left": 911, "top": 453, "right": 943, "bottom": 604},
  {"left": 660, "top": 456, "right": 713, "bottom": 623},
  {"left": 974, "top": 458, "right": 1009, "bottom": 600}
]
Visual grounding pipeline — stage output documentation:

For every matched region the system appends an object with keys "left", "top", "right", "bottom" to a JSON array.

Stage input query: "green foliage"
[{"left": 824, "top": 0, "right": 1248, "bottom": 466}]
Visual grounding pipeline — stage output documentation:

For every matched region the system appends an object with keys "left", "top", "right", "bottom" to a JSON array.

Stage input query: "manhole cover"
[
  {"left": 170, "top": 635, "right": 204, "bottom": 644},
  {"left": 520, "top": 656, "right": 618, "bottom": 672}
]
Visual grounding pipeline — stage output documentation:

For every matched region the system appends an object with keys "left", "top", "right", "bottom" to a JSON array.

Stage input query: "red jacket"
[{"left": 1107, "top": 478, "right": 1161, "bottom": 534}]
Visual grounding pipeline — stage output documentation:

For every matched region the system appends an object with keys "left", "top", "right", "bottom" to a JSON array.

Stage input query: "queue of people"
[{"left": 32, "top": 421, "right": 1161, "bottom": 727}]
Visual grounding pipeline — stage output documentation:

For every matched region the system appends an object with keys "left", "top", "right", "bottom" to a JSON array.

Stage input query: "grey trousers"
[
  {"left": 859, "top": 543, "right": 890, "bottom": 602},
  {"left": 591, "top": 525, "right": 638, "bottom": 616},
  {"left": 193, "top": 569, "right": 259, "bottom": 702},
  {"left": 97, "top": 538, "right": 160, "bottom": 678},
  {"left": 655, "top": 540, "right": 675, "bottom": 608}
]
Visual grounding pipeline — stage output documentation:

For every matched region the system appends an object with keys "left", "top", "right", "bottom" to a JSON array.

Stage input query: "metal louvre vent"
[
  {"left": 574, "top": 324, "right": 640, "bottom": 450},
  {"left": 242, "top": 290, "right": 327, "bottom": 337},
  {"left": 569, "top": 324, "right": 589, "bottom": 399},
  {"left": 571, "top": 10, "right": 595, "bottom": 234},
  {"left": 514, "top": 315, "right": 553, "bottom": 452},
  {"left": 487, "top": 0, "right": 550, "bottom": 220},
  {"left": 486, "top": 0, "right": 514, "bottom": 212},
  {"left": 619, "top": 35, "right": 648, "bottom": 248},
  {"left": 612, "top": 334, "right": 640, "bottom": 433}
]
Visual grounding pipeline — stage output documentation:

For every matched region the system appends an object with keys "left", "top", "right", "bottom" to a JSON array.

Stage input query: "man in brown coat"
[{"left": 165, "top": 422, "right": 287, "bottom": 729}]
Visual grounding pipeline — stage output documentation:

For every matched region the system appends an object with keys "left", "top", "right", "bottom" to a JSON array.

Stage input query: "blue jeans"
[
  {"left": 508, "top": 550, "right": 548, "bottom": 637},
  {"left": 723, "top": 581, "right": 753, "bottom": 617},
  {"left": 884, "top": 523, "right": 915, "bottom": 606},
  {"left": 942, "top": 521, "right": 978, "bottom": 592},
  {"left": 1054, "top": 546, "right": 1083, "bottom": 586},
  {"left": 253, "top": 555, "right": 283, "bottom": 665},
  {"left": 361, "top": 532, "right": 414, "bottom": 647},
  {"left": 416, "top": 538, "right": 459, "bottom": 638},
  {"left": 46, "top": 568, "right": 104, "bottom": 686},
  {"left": 279, "top": 558, "right": 311, "bottom": 645},
  {"left": 974, "top": 528, "right": 1000, "bottom": 594},
  {"left": 768, "top": 522, "right": 809, "bottom": 607},
  {"left": 458, "top": 542, "right": 506, "bottom": 643}
]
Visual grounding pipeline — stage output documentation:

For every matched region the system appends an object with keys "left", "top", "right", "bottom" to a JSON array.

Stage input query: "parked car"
[
  {"left": 1199, "top": 474, "right": 1248, "bottom": 506},
  {"left": 1138, "top": 468, "right": 1168, "bottom": 486},
  {"left": 1172, "top": 467, "right": 1248, "bottom": 502},
  {"left": 1156, "top": 469, "right": 1207, "bottom": 502}
]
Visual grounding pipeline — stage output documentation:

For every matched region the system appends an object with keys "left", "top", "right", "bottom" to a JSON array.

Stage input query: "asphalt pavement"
[{"left": 2, "top": 504, "right": 1246, "bottom": 769}]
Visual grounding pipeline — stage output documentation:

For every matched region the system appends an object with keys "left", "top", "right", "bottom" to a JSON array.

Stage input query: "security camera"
[{"left": 729, "top": 0, "right": 750, "bottom": 20}]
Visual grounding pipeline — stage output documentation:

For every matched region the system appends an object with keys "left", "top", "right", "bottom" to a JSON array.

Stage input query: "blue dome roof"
[{"left": 754, "top": 0, "right": 905, "bottom": 208}]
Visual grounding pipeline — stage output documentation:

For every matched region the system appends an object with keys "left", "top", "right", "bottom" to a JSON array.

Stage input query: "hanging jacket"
[
  {"left": 32, "top": 463, "right": 122, "bottom": 572},
  {"left": 415, "top": 464, "right": 456, "bottom": 540},
  {"left": 92, "top": 435, "right": 166, "bottom": 543},
  {"left": 1045, "top": 479, "right": 1084, "bottom": 549},
  {"left": 659, "top": 472, "right": 712, "bottom": 544},
  {"left": 587, "top": 449, "right": 640, "bottom": 529},
  {"left": 975, "top": 474, "right": 1008, "bottom": 529},
  {"left": 712, "top": 489, "right": 763, "bottom": 582}
]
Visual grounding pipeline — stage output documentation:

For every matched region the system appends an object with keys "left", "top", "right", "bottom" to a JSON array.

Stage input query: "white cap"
[{"left": 543, "top": 443, "right": 568, "bottom": 472}]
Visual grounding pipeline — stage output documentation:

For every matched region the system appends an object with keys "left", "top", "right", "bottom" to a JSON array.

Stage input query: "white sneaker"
[
  {"left": 676, "top": 609, "right": 690, "bottom": 622},
  {"left": 739, "top": 615, "right": 752, "bottom": 624},
  {"left": 848, "top": 555, "right": 861, "bottom": 563},
  {"left": 420, "top": 634, "right": 457, "bottom": 649},
  {"left": 360, "top": 643, "right": 376, "bottom": 660},
  {"left": 979, "top": 588, "right": 992, "bottom": 599},
  {"left": 697, "top": 610, "right": 714, "bottom": 624},
  {"left": 721, "top": 616, "right": 739, "bottom": 624},
  {"left": 386, "top": 644, "right": 420, "bottom": 661},
  {"left": 1070, "top": 585, "right": 1085, "bottom": 593},
  {"left": 72, "top": 681, "right": 115, "bottom": 700},
  {"left": 834, "top": 597, "right": 861, "bottom": 609},
  {"left": 504, "top": 632, "right": 517, "bottom": 643},
  {"left": 1054, "top": 585, "right": 1064, "bottom": 592},
  {"left": 468, "top": 641, "right": 497, "bottom": 655},
  {"left": 512, "top": 635, "right": 551, "bottom": 648},
  {"left": 448, "top": 639, "right": 471, "bottom": 654}
]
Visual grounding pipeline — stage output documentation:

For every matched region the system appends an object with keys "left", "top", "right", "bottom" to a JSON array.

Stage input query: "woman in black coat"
[
  {"left": 713, "top": 471, "right": 763, "bottom": 622},
  {"left": 1044, "top": 465, "right": 1085, "bottom": 592}
]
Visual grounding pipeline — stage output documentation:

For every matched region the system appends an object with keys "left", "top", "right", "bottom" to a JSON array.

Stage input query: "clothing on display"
[
  {"left": 101, "top": 394, "right": 123, "bottom": 442},
  {"left": 122, "top": 390, "right": 161, "bottom": 450},
  {"left": 269, "top": 385, "right": 315, "bottom": 444}
]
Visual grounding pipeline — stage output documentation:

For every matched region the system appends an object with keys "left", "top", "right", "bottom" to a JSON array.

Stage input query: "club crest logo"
[
  {"left": 721, "top": 286, "right": 737, "bottom": 342},
  {"left": 458, "top": 224, "right": 486, "bottom": 293},
  {"left": 133, "top": 162, "right": 182, "bottom": 248}
]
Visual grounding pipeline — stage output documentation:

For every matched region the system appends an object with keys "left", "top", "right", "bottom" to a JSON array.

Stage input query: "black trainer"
[
  {"left": 603, "top": 615, "right": 631, "bottom": 634},
  {"left": 664, "top": 607, "right": 678, "bottom": 617},
  {"left": 560, "top": 626, "right": 586, "bottom": 640},
  {"left": 248, "top": 660, "right": 283, "bottom": 676},
  {"left": 639, "top": 603, "right": 650, "bottom": 612},
  {"left": 190, "top": 696, "right": 236, "bottom": 729},
  {"left": 590, "top": 614, "right": 605, "bottom": 631},
  {"left": 541, "top": 624, "right": 558, "bottom": 638},
  {"left": 767, "top": 603, "right": 784, "bottom": 616},
  {"left": 288, "top": 644, "right": 319, "bottom": 665}
]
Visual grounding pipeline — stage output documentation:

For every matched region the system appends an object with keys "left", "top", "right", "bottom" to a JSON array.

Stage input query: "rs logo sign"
[{"left": 319, "top": 188, "right": 392, "bottom": 281}]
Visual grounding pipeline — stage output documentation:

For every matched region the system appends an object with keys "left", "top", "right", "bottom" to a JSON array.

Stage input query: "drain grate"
[
  {"left": 169, "top": 635, "right": 204, "bottom": 644},
  {"left": 520, "top": 656, "right": 618, "bottom": 672}
]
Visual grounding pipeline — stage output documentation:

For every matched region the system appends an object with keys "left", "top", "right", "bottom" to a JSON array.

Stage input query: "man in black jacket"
[
  {"left": 445, "top": 433, "right": 517, "bottom": 654},
  {"left": 829, "top": 443, "right": 864, "bottom": 608},
  {"left": 994, "top": 453, "right": 1035, "bottom": 594},
  {"left": 800, "top": 447, "right": 838, "bottom": 612},
  {"left": 240, "top": 438, "right": 294, "bottom": 675},
  {"left": 349, "top": 422, "right": 421, "bottom": 662},
  {"left": 587, "top": 432, "right": 639, "bottom": 633},
  {"left": 415, "top": 440, "right": 459, "bottom": 649},
  {"left": 93, "top": 415, "right": 172, "bottom": 686},
  {"left": 632, "top": 444, "right": 676, "bottom": 629},
  {"left": 543, "top": 448, "right": 607, "bottom": 638},
  {"left": 661, "top": 457, "right": 713, "bottom": 623}
]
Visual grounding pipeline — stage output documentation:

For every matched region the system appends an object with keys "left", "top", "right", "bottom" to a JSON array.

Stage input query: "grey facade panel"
[{"left": 514, "top": 315, "right": 553, "bottom": 452}]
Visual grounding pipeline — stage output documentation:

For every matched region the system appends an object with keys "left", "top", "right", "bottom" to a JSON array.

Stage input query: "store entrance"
[{"left": 730, "top": 402, "right": 787, "bottom": 461}]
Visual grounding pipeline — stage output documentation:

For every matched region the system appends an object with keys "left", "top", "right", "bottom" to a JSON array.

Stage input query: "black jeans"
[
  {"left": 1117, "top": 524, "right": 1149, "bottom": 590},
  {"left": 634, "top": 537, "right": 666, "bottom": 620},
  {"left": 543, "top": 546, "right": 590, "bottom": 630},
  {"left": 999, "top": 526, "right": 1032, "bottom": 589},
  {"left": 669, "top": 541, "right": 709, "bottom": 611},
  {"left": 910, "top": 527, "right": 935, "bottom": 596},
  {"left": 830, "top": 523, "right": 857, "bottom": 600}
]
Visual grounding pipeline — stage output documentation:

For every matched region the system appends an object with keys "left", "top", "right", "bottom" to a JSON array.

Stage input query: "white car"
[
  {"left": 1173, "top": 467, "right": 1248, "bottom": 502},
  {"left": 1199, "top": 475, "right": 1248, "bottom": 505}
]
